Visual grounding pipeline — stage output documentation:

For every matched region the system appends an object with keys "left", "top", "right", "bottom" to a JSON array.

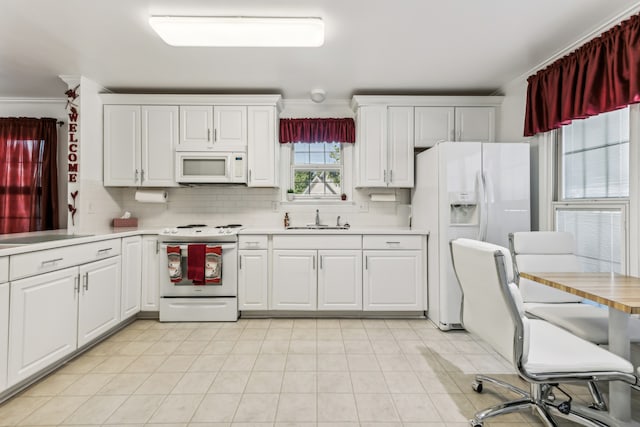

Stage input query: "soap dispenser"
[{"left": 284, "top": 212, "right": 290, "bottom": 228}]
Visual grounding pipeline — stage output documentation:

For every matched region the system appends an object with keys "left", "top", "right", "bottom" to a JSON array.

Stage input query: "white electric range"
[{"left": 158, "top": 224, "right": 243, "bottom": 322}]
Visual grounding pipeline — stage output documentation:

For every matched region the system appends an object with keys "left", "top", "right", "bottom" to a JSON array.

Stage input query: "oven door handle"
[{"left": 160, "top": 243, "right": 237, "bottom": 251}]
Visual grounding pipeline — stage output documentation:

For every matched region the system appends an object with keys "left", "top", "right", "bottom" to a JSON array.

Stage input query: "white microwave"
[{"left": 175, "top": 152, "right": 246, "bottom": 183}]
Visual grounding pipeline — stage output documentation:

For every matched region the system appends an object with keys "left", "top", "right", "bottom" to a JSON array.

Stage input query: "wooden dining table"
[{"left": 520, "top": 271, "right": 640, "bottom": 423}]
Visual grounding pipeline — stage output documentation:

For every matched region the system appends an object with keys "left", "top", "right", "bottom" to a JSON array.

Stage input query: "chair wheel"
[
  {"left": 470, "top": 419, "right": 483, "bottom": 427},
  {"left": 472, "top": 381, "right": 483, "bottom": 393}
]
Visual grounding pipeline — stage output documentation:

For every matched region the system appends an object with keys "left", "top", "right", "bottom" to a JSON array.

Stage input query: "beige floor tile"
[
  {"left": 285, "top": 354, "right": 316, "bottom": 371},
  {"left": 264, "top": 328, "right": 292, "bottom": 340},
  {"left": 104, "top": 394, "right": 165, "bottom": 424},
  {"left": 108, "top": 328, "right": 144, "bottom": 342},
  {"left": 354, "top": 394, "right": 400, "bottom": 422},
  {"left": 293, "top": 319, "right": 317, "bottom": 329},
  {"left": 124, "top": 354, "right": 168, "bottom": 373},
  {"left": 344, "top": 340, "right": 374, "bottom": 354},
  {"left": 317, "top": 393, "right": 358, "bottom": 422},
  {"left": 116, "top": 340, "right": 154, "bottom": 356},
  {"left": 189, "top": 355, "right": 228, "bottom": 373},
  {"left": 208, "top": 371, "right": 251, "bottom": 393},
  {"left": 23, "top": 374, "right": 81, "bottom": 396},
  {"left": 430, "top": 393, "right": 477, "bottom": 422},
  {"left": 61, "top": 395, "right": 126, "bottom": 424},
  {"left": 172, "top": 372, "right": 217, "bottom": 394},
  {"left": 245, "top": 319, "right": 271, "bottom": 329},
  {"left": 149, "top": 394, "right": 204, "bottom": 423},
  {"left": 347, "top": 354, "right": 380, "bottom": 371},
  {"left": 239, "top": 329, "right": 267, "bottom": 340},
  {"left": 397, "top": 340, "right": 430, "bottom": 354},
  {"left": 392, "top": 393, "right": 442, "bottom": 422},
  {"left": 269, "top": 318, "right": 294, "bottom": 329},
  {"left": 163, "top": 328, "right": 193, "bottom": 341},
  {"left": 187, "top": 328, "right": 219, "bottom": 341},
  {"left": 157, "top": 355, "right": 198, "bottom": 372},
  {"left": 173, "top": 340, "right": 209, "bottom": 355},
  {"left": 18, "top": 396, "right": 89, "bottom": 425},
  {"left": 316, "top": 319, "right": 341, "bottom": 328},
  {"left": 191, "top": 393, "right": 242, "bottom": 423},
  {"left": 291, "top": 328, "right": 316, "bottom": 340},
  {"left": 316, "top": 328, "right": 342, "bottom": 340},
  {"left": 317, "top": 372, "right": 352, "bottom": 393},
  {"left": 245, "top": 371, "right": 284, "bottom": 393},
  {"left": 231, "top": 341, "right": 263, "bottom": 354},
  {"left": 0, "top": 396, "right": 51, "bottom": 426},
  {"left": 415, "top": 371, "right": 462, "bottom": 394},
  {"left": 58, "top": 356, "right": 106, "bottom": 374},
  {"left": 391, "top": 329, "right": 420, "bottom": 340},
  {"left": 276, "top": 393, "right": 316, "bottom": 422},
  {"left": 317, "top": 354, "right": 349, "bottom": 371},
  {"left": 340, "top": 319, "right": 364, "bottom": 329},
  {"left": 91, "top": 356, "right": 136, "bottom": 373},
  {"left": 201, "top": 340, "right": 236, "bottom": 355},
  {"left": 60, "top": 373, "right": 115, "bottom": 396},
  {"left": 145, "top": 340, "right": 182, "bottom": 355},
  {"left": 362, "top": 319, "right": 389, "bottom": 329},
  {"left": 84, "top": 340, "right": 125, "bottom": 357},
  {"left": 253, "top": 353, "right": 287, "bottom": 371},
  {"left": 370, "top": 340, "right": 402, "bottom": 355},
  {"left": 215, "top": 329, "right": 243, "bottom": 341},
  {"left": 366, "top": 329, "right": 394, "bottom": 340},
  {"left": 97, "top": 373, "right": 150, "bottom": 395},
  {"left": 221, "top": 354, "right": 257, "bottom": 371},
  {"left": 134, "top": 372, "right": 184, "bottom": 394},
  {"left": 317, "top": 340, "right": 345, "bottom": 354},
  {"left": 376, "top": 354, "right": 412, "bottom": 371},
  {"left": 260, "top": 340, "right": 290, "bottom": 354},
  {"left": 281, "top": 372, "right": 316, "bottom": 393},
  {"left": 289, "top": 340, "right": 317, "bottom": 354},
  {"left": 383, "top": 371, "right": 425, "bottom": 394},
  {"left": 233, "top": 394, "right": 279, "bottom": 422},
  {"left": 341, "top": 329, "right": 368, "bottom": 340},
  {"left": 351, "top": 371, "right": 389, "bottom": 393}
]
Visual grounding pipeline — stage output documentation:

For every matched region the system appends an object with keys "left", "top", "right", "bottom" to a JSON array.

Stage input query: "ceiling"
[{"left": 1, "top": 0, "right": 639, "bottom": 100}]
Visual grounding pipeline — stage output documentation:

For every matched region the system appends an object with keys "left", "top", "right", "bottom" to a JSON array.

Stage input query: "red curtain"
[
  {"left": 524, "top": 13, "right": 640, "bottom": 137},
  {"left": 279, "top": 118, "right": 356, "bottom": 143},
  {"left": 0, "top": 118, "right": 59, "bottom": 234}
]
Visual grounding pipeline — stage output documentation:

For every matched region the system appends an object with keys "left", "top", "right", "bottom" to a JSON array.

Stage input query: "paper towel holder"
[{"left": 369, "top": 192, "right": 397, "bottom": 202}]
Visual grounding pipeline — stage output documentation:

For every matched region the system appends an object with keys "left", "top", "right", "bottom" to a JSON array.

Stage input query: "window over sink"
[{"left": 289, "top": 142, "right": 343, "bottom": 200}]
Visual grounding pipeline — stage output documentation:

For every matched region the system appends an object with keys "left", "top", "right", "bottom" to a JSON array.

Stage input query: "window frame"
[{"left": 288, "top": 142, "right": 344, "bottom": 201}]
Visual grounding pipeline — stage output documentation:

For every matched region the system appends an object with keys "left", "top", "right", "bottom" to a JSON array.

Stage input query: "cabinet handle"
[
  {"left": 239, "top": 255, "right": 242, "bottom": 270},
  {"left": 313, "top": 255, "right": 316, "bottom": 270},
  {"left": 320, "top": 256, "right": 323, "bottom": 269},
  {"left": 214, "top": 129, "right": 217, "bottom": 142},
  {"left": 249, "top": 170, "right": 252, "bottom": 183},
  {"left": 141, "top": 169, "right": 145, "bottom": 182},
  {"left": 97, "top": 248, "right": 112, "bottom": 255},
  {"left": 74, "top": 276, "right": 79, "bottom": 294},
  {"left": 207, "top": 129, "right": 211, "bottom": 142},
  {"left": 135, "top": 169, "right": 139, "bottom": 182},
  {"left": 156, "top": 240, "right": 159, "bottom": 254},
  {"left": 390, "top": 170, "right": 393, "bottom": 183},
  {"left": 450, "top": 129, "right": 455, "bottom": 141},
  {"left": 83, "top": 273, "right": 89, "bottom": 291},
  {"left": 365, "top": 256, "right": 368, "bottom": 270},
  {"left": 41, "top": 257, "right": 63, "bottom": 266},
  {"left": 383, "top": 170, "right": 387, "bottom": 183}
]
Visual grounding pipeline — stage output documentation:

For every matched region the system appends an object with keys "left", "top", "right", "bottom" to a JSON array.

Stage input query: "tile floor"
[{"left": 0, "top": 317, "right": 636, "bottom": 426}]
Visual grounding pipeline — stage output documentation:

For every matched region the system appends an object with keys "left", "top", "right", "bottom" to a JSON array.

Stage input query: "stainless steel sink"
[
  {"left": 0, "top": 234, "right": 93, "bottom": 244},
  {"left": 286, "top": 226, "right": 350, "bottom": 230}
]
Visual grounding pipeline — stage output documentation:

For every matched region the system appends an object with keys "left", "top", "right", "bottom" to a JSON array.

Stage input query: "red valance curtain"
[
  {"left": 279, "top": 118, "right": 356, "bottom": 143},
  {"left": 0, "top": 117, "right": 59, "bottom": 234},
  {"left": 524, "top": 13, "right": 640, "bottom": 137}
]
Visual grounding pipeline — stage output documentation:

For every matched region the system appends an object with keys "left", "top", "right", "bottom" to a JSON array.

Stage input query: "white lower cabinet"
[
  {"left": 141, "top": 236, "right": 160, "bottom": 311},
  {"left": 317, "top": 250, "right": 362, "bottom": 310},
  {"left": 0, "top": 282, "right": 9, "bottom": 391},
  {"left": 272, "top": 250, "right": 317, "bottom": 310},
  {"left": 363, "top": 250, "right": 423, "bottom": 311},
  {"left": 121, "top": 236, "right": 142, "bottom": 319},
  {"left": 239, "top": 249, "right": 268, "bottom": 310},
  {"left": 78, "top": 257, "right": 121, "bottom": 347},
  {"left": 8, "top": 267, "right": 79, "bottom": 386}
]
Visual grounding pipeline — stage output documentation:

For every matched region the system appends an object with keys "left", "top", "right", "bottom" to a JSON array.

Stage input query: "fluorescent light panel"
[{"left": 149, "top": 16, "right": 324, "bottom": 47}]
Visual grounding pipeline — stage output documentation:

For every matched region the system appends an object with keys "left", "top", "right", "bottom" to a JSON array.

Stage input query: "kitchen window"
[
  {"left": 553, "top": 107, "right": 630, "bottom": 273},
  {"left": 290, "top": 142, "right": 343, "bottom": 199}
]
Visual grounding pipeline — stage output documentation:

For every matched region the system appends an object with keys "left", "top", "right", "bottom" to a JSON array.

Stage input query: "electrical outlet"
[{"left": 358, "top": 202, "right": 369, "bottom": 212}]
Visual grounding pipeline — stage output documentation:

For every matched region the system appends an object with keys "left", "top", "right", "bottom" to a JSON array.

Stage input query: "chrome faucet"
[
  {"left": 336, "top": 216, "right": 341, "bottom": 227},
  {"left": 315, "top": 209, "right": 321, "bottom": 226}
]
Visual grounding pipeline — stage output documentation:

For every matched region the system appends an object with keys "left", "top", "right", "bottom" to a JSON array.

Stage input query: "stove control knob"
[
  {"left": 170, "top": 228, "right": 179, "bottom": 234},
  {"left": 162, "top": 228, "right": 171, "bottom": 234}
]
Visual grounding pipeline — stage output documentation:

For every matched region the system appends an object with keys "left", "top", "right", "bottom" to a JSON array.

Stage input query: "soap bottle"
[{"left": 284, "top": 212, "right": 290, "bottom": 228}]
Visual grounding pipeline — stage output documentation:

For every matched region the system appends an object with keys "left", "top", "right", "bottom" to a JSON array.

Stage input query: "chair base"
[{"left": 470, "top": 376, "right": 612, "bottom": 427}]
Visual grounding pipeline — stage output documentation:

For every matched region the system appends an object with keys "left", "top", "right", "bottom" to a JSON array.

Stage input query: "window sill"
[{"left": 281, "top": 199, "right": 355, "bottom": 206}]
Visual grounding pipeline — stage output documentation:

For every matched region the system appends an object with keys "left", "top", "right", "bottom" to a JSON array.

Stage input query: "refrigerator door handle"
[
  {"left": 480, "top": 171, "right": 490, "bottom": 241},
  {"left": 475, "top": 171, "right": 487, "bottom": 241}
]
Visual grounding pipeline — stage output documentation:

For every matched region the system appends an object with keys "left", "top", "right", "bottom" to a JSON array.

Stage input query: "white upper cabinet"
[
  {"left": 455, "top": 107, "right": 495, "bottom": 142},
  {"left": 141, "top": 106, "right": 178, "bottom": 186},
  {"left": 104, "top": 105, "right": 178, "bottom": 187},
  {"left": 104, "top": 105, "right": 140, "bottom": 186},
  {"left": 247, "top": 106, "right": 278, "bottom": 187},
  {"left": 357, "top": 105, "right": 414, "bottom": 188},
  {"left": 179, "top": 106, "right": 247, "bottom": 151},
  {"left": 414, "top": 106, "right": 495, "bottom": 147}
]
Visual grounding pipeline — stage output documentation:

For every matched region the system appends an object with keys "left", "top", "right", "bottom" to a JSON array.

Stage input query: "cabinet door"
[
  {"left": 414, "top": 106, "right": 455, "bottom": 147},
  {"left": 238, "top": 250, "right": 268, "bottom": 310},
  {"left": 387, "top": 106, "right": 414, "bottom": 188},
  {"left": 8, "top": 267, "right": 79, "bottom": 386},
  {"left": 214, "top": 106, "right": 247, "bottom": 148},
  {"left": 141, "top": 105, "right": 178, "bottom": 187},
  {"left": 179, "top": 106, "right": 213, "bottom": 150},
  {"left": 357, "top": 105, "right": 388, "bottom": 187},
  {"left": 104, "top": 105, "right": 140, "bottom": 186},
  {"left": 363, "top": 250, "right": 423, "bottom": 311},
  {"left": 121, "top": 236, "right": 142, "bottom": 319},
  {"left": 0, "top": 283, "right": 9, "bottom": 391},
  {"left": 141, "top": 236, "right": 160, "bottom": 311},
  {"left": 272, "top": 250, "right": 316, "bottom": 310},
  {"left": 78, "top": 257, "right": 121, "bottom": 347},
  {"left": 317, "top": 250, "right": 362, "bottom": 311},
  {"left": 247, "top": 106, "right": 277, "bottom": 187},
  {"left": 455, "top": 107, "right": 495, "bottom": 142}
]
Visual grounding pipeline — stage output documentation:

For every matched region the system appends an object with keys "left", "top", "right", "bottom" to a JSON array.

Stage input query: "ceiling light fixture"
[{"left": 149, "top": 16, "right": 324, "bottom": 47}]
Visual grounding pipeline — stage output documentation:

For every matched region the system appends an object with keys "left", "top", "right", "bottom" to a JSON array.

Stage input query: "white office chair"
[
  {"left": 509, "top": 231, "right": 640, "bottom": 346},
  {"left": 450, "top": 238, "right": 638, "bottom": 427}
]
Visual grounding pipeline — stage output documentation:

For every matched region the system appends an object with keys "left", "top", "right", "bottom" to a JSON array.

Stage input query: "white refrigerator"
[{"left": 412, "top": 141, "right": 530, "bottom": 330}]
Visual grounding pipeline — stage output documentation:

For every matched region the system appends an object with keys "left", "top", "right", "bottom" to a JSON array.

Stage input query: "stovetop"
[{"left": 159, "top": 224, "right": 244, "bottom": 240}]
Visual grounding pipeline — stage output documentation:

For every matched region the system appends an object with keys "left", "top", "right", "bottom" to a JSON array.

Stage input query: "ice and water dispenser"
[{"left": 449, "top": 191, "right": 478, "bottom": 225}]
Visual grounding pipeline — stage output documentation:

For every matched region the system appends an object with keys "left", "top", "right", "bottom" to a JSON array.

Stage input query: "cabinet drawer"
[
  {"left": 239, "top": 235, "right": 268, "bottom": 249},
  {"left": 273, "top": 235, "right": 361, "bottom": 250},
  {"left": 10, "top": 238, "right": 122, "bottom": 281},
  {"left": 363, "top": 235, "right": 422, "bottom": 250},
  {"left": 0, "top": 257, "right": 7, "bottom": 283}
]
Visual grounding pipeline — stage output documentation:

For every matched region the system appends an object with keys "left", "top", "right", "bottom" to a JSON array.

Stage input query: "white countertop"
[{"left": 239, "top": 227, "right": 429, "bottom": 235}]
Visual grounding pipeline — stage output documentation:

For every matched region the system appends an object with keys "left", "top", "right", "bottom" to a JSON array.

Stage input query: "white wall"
[{"left": 0, "top": 98, "right": 68, "bottom": 228}]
